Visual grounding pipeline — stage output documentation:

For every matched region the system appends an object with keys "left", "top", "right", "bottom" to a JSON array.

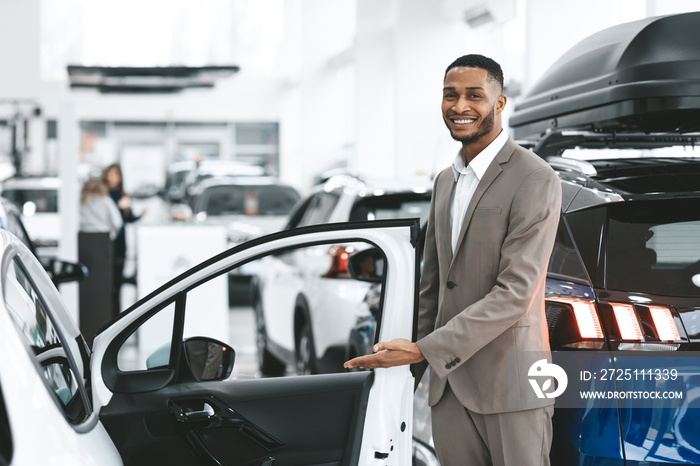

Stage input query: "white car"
[
  {"left": 0, "top": 218, "right": 419, "bottom": 465},
  {"left": 0, "top": 176, "right": 60, "bottom": 255},
  {"left": 252, "top": 175, "right": 432, "bottom": 376}
]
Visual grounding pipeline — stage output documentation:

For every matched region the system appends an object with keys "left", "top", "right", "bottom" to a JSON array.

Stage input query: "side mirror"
[
  {"left": 183, "top": 337, "right": 235, "bottom": 381},
  {"left": 39, "top": 256, "right": 88, "bottom": 285},
  {"left": 347, "top": 248, "right": 385, "bottom": 284}
]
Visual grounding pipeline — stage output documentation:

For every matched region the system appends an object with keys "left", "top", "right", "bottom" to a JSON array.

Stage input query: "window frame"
[{"left": 2, "top": 253, "right": 92, "bottom": 426}]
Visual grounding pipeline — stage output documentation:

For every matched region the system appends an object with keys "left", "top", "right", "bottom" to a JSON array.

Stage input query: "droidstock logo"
[{"left": 528, "top": 359, "right": 568, "bottom": 399}]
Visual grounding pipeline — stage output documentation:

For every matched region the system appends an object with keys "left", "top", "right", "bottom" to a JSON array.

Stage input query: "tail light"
[
  {"left": 611, "top": 303, "right": 643, "bottom": 341},
  {"left": 545, "top": 297, "right": 605, "bottom": 350},
  {"left": 546, "top": 297, "right": 685, "bottom": 351},
  {"left": 606, "top": 302, "right": 682, "bottom": 350},
  {"left": 648, "top": 306, "right": 681, "bottom": 341},
  {"left": 322, "top": 245, "right": 354, "bottom": 279}
]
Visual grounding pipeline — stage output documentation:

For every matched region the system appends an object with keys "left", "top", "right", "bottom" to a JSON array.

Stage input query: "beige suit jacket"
[{"left": 415, "top": 136, "right": 562, "bottom": 415}]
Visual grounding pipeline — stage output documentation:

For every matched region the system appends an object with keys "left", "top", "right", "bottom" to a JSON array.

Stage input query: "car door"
[
  {"left": 0, "top": 234, "right": 122, "bottom": 465},
  {"left": 91, "top": 219, "right": 420, "bottom": 466}
]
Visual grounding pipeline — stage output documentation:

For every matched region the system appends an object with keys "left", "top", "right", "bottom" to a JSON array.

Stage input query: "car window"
[
  {"left": 285, "top": 196, "right": 314, "bottom": 229},
  {"left": 565, "top": 207, "right": 606, "bottom": 288},
  {"left": 0, "top": 378, "right": 11, "bottom": 466},
  {"left": 2, "top": 189, "right": 58, "bottom": 214},
  {"left": 297, "top": 193, "right": 339, "bottom": 227},
  {"left": 548, "top": 215, "right": 589, "bottom": 283},
  {"left": 113, "top": 240, "right": 389, "bottom": 381},
  {"left": 349, "top": 193, "right": 431, "bottom": 224},
  {"left": 605, "top": 198, "right": 700, "bottom": 297},
  {"left": 117, "top": 302, "right": 176, "bottom": 372},
  {"left": 200, "top": 185, "right": 300, "bottom": 216},
  {"left": 3, "top": 258, "right": 88, "bottom": 424}
]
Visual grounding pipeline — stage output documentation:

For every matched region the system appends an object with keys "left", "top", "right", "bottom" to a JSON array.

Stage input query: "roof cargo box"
[{"left": 510, "top": 12, "right": 700, "bottom": 140}]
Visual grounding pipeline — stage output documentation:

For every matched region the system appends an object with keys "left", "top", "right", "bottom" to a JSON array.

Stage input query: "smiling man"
[{"left": 345, "top": 54, "right": 562, "bottom": 466}]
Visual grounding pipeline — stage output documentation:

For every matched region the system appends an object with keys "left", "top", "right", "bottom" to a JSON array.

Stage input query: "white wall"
[{"left": 1, "top": 0, "right": 700, "bottom": 188}]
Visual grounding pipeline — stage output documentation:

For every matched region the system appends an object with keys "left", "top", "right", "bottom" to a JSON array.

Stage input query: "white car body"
[
  {"left": 254, "top": 175, "right": 432, "bottom": 375},
  {"left": 1, "top": 219, "right": 419, "bottom": 465},
  {"left": 0, "top": 177, "right": 61, "bottom": 255},
  {"left": 0, "top": 233, "right": 121, "bottom": 465}
]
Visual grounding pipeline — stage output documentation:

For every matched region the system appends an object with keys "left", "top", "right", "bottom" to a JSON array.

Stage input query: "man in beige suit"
[{"left": 345, "top": 54, "right": 562, "bottom": 465}]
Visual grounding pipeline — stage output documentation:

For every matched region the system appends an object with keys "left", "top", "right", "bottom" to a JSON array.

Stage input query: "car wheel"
[
  {"left": 254, "top": 299, "right": 285, "bottom": 376},
  {"left": 295, "top": 322, "right": 317, "bottom": 375}
]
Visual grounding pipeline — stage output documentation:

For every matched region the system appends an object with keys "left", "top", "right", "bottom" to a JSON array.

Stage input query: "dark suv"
[{"left": 507, "top": 11, "right": 700, "bottom": 466}]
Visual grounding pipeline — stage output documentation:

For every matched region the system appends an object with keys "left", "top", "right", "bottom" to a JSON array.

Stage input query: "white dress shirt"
[{"left": 450, "top": 130, "right": 508, "bottom": 252}]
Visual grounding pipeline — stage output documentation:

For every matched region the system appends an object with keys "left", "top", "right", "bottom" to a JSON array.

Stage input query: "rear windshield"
[
  {"left": 2, "top": 189, "right": 58, "bottom": 214},
  {"left": 349, "top": 192, "right": 431, "bottom": 224},
  {"left": 568, "top": 198, "right": 700, "bottom": 297},
  {"left": 200, "top": 185, "right": 301, "bottom": 216}
]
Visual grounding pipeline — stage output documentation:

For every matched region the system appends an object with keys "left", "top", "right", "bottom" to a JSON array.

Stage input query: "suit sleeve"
[
  {"left": 416, "top": 166, "right": 561, "bottom": 379},
  {"left": 412, "top": 172, "right": 442, "bottom": 383}
]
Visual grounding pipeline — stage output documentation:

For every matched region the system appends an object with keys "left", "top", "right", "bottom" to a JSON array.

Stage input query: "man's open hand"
[{"left": 344, "top": 338, "right": 424, "bottom": 369}]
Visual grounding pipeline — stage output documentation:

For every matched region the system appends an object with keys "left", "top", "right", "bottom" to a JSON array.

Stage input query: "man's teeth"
[{"left": 454, "top": 119, "right": 475, "bottom": 124}]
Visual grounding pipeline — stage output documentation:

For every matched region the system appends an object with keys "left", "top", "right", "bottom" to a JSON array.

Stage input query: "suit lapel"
[
  {"left": 448, "top": 137, "right": 518, "bottom": 271},
  {"left": 435, "top": 170, "right": 455, "bottom": 269}
]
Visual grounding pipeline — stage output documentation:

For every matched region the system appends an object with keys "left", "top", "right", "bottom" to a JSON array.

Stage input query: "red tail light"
[
  {"left": 611, "top": 303, "right": 644, "bottom": 341},
  {"left": 605, "top": 302, "right": 682, "bottom": 350},
  {"left": 546, "top": 297, "right": 684, "bottom": 351},
  {"left": 551, "top": 297, "right": 604, "bottom": 339},
  {"left": 322, "top": 245, "right": 354, "bottom": 279},
  {"left": 545, "top": 297, "right": 604, "bottom": 349},
  {"left": 648, "top": 305, "right": 681, "bottom": 341}
]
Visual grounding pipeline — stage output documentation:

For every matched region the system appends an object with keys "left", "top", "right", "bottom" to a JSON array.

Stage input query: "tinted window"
[
  {"left": 548, "top": 215, "right": 589, "bottom": 283},
  {"left": 4, "top": 258, "right": 88, "bottom": 423},
  {"left": 606, "top": 198, "right": 700, "bottom": 297},
  {"left": 566, "top": 207, "right": 606, "bottom": 288},
  {"left": 200, "top": 185, "right": 301, "bottom": 216},
  {"left": 349, "top": 193, "right": 431, "bottom": 224},
  {"left": 2, "top": 189, "right": 58, "bottom": 214},
  {"left": 297, "top": 193, "right": 339, "bottom": 227}
]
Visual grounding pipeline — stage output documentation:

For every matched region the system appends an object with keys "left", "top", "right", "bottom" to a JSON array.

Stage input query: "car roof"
[
  {"left": 194, "top": 176, "right": 298, "bottom": 195},
  {"left": 191, "top": 160, "right": 265, "bottom": 176},
  {"left": 320, "top": 174, "right": 433, "bottom": 197}
]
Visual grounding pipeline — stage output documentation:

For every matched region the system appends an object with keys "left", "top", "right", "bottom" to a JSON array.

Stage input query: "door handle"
[
  {"left": 183, "top": 403, "right": 215, "bottom": 421},
  {"left": 170, "top": 400, "right": 217, "bottom": 423}
]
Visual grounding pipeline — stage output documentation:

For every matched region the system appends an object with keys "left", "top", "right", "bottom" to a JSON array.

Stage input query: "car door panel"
[
  {"left": 92, "top": 220, "right": 420, "bottom": 466},
  {"left": 100, "top": 372, "right": 372, "bottom": 466}
]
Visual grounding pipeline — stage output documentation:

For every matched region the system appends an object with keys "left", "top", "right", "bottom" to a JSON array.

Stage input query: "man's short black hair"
[{"left": 444, "top": 54, "right": 504, "bottom": 93}]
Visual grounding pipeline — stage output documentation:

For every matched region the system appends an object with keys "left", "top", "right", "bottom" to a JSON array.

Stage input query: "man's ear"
[{"left": 495, "top": 94, "right": 507, "bottom": 115}]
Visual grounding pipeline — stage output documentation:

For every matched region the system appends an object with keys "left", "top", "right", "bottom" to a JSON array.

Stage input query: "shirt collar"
[{"left": 451, "top": 130, "right": 509, "bottom": 182}]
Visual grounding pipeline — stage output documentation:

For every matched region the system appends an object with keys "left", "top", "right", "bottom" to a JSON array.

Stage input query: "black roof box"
[{"left": 510, "top": 12, "right": 700, "bottom": 140}]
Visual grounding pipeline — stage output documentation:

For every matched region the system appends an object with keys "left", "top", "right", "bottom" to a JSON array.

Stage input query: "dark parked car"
[{"left": 512, "top": 12, "right": 700, "bottom": 466}]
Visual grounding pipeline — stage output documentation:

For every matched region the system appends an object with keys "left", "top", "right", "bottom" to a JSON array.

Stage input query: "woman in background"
[
  {"left": 102, "top": 163, "right": 143, "bottom": 312},
  {"left": 79, "top": 178, "right": 123, "bottom": 239}
]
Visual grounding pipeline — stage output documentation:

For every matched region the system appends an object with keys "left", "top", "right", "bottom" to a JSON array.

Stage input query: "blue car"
[{"left": 511, "top": 11, "right": 700, "bottom": 466}]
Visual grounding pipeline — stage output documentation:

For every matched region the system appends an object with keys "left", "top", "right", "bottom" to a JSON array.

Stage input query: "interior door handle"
[
  {"left": 171, "top": 400, "right": 217, "bottom": 423},
  {"left": 183, "top": 403, "right": 215, "bottom": 421}
]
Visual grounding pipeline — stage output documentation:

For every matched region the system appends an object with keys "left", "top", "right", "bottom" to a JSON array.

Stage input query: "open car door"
[{"left": 90, "top": 219, "right": 420, "bottom": 466}]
